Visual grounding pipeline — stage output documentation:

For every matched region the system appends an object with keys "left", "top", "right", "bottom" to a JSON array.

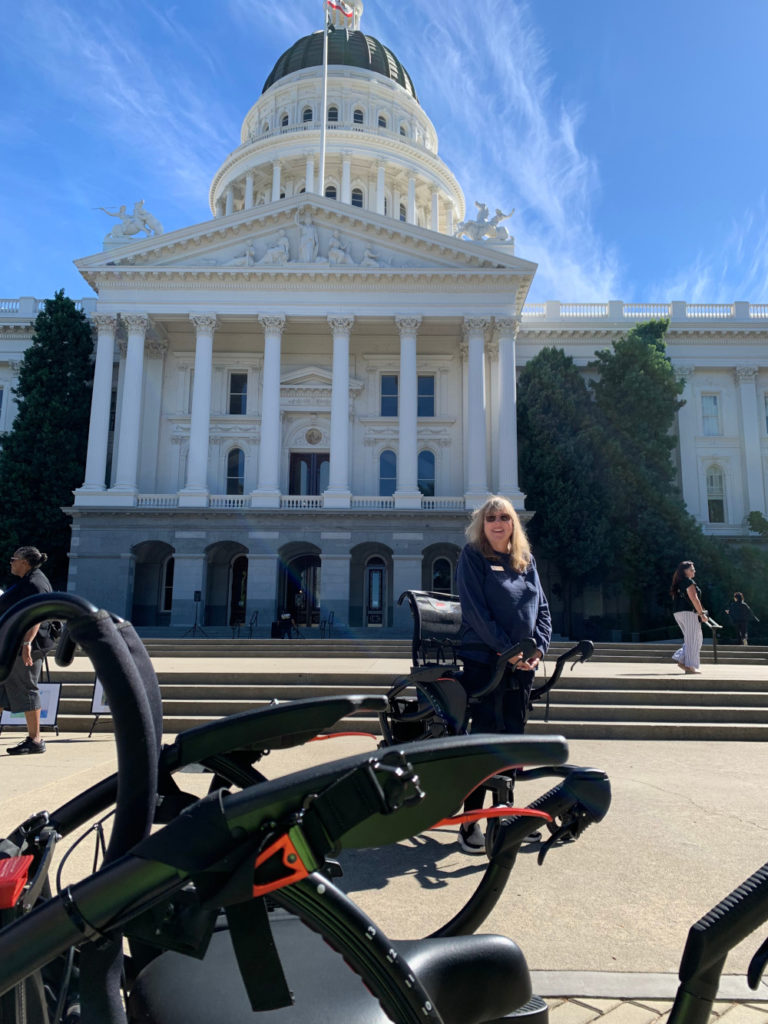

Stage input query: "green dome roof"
[{"left": 262, "top": 28, "right": 419, "bottom": 103}]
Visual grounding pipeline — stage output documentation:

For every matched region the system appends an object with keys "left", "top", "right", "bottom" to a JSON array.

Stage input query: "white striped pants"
[{"left": 673, "top": 611, "right": 702, "bottom": 669}]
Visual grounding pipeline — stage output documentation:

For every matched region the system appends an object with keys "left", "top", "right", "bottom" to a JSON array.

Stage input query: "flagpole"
[{"left": 318, "top": 1, "right": 329, "bottom": 196}]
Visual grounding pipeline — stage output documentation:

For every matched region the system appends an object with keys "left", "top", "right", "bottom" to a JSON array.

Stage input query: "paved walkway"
[{"left": 2, "top": 688, "right": 768, "bottom": 1021}]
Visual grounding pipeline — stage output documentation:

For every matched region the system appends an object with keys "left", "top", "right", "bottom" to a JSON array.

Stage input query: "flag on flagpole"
[{"left": 326, "top": 0, "right": 354, "bottom": 18}]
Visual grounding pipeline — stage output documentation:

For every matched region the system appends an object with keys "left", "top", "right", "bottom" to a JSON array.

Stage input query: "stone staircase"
[{"left": 49, "top": 639, "right": 768, "bottom": 740}]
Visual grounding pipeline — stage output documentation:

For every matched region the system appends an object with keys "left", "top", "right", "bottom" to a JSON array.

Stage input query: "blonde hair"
[{"left": 465, "top": 495, "right": 531, "bottom": 573}]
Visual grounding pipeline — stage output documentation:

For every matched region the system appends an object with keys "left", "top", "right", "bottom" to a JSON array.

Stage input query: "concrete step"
[{"left": 134, "top": 637, "right": 768, "bottom": 665}]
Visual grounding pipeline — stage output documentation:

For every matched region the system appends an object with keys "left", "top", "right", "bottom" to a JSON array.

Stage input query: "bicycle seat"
[{"left": 128, "top": 910, "right": 535, "bottom": 1024}]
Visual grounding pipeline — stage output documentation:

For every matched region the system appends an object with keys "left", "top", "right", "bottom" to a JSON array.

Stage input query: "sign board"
[
  {"left": 90, "top": 677, "right": 111, "bottom": 715},
  {"left": 1, "top": 681, "right": 61, "bottom": 730}
]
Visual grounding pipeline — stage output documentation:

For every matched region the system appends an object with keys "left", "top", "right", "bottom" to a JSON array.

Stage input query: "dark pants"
[{"left": 461, "top": 658, "right": 533, "bottom": 811}]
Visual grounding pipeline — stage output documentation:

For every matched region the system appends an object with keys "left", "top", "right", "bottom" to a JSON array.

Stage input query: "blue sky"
[{"left": 3, "top": 0, "right": 768, "bottom": 305}]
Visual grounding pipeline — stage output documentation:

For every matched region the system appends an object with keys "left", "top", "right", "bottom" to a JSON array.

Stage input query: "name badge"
[{"left": 491, "top": 565, "right": 505, "bottom": 571}]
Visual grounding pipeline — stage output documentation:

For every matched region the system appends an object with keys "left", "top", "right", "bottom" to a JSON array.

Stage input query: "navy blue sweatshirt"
[{"left": 456, "top": 543, "right": 551, "bottom": 664}]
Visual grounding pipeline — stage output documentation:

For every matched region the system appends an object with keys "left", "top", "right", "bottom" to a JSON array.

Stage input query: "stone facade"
[{"left": 1, "top": 9, "right": 766, "bottom": 632}]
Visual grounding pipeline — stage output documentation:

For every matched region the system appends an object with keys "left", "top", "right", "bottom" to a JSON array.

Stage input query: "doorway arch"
[{"left": 279, "top": 545, "right": 322, "bottom": 628}]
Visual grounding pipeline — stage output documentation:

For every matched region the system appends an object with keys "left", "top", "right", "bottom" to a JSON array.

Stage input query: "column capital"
[
  {"left": 736, "top": 365, "right": 758, "bottom": 382},
  {"left": 92, "top": 313, "right": 117, "bottom": 333},
  {"left": 259, "top": 314, "right": 286, "bottom": 333},
  {"left": 395, "top": 315, "right": 422, "bottom": 334},
  {"left": 121, "top": 313, "right": 149, "bottom": 333},
  {"left": 463, "top": 316, "right": 491, "bottom": 337},
  {"left": 327, "top": 314, "right": 355, "bottom": 333},
  {"left": 494, "top": 316, "right": 520, "bottom": 338},
  {"left": 190, "top": 313, "right": 218, "bottom": 333}
]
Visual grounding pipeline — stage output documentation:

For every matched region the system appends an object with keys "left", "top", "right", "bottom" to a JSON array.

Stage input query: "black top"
[
  {"left": 0, "top": 567, "right": 54, "bottom": 651},
  {"left": 672, "top": 579, "right": 700, "bottom": 614}
]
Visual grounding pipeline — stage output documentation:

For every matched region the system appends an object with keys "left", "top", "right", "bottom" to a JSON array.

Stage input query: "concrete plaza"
[{"left": 2, "top": 705, "right": 768, "bottom": 1022}]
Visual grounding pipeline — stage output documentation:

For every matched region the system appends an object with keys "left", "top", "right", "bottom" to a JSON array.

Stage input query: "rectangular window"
[
  {"left": 701, "top": 394, "right": 721, "bottom": 436},
  {"left": 706, "top": 468, "right": 725, "bottom": 523},
  {"left": 417, "top": 375, "right": 435, "bottom": 417},
  {"left": 380, "top": 374, "right": 398, "bottom": 417},
  {"left": 229, "top": 372, "right": 248, "bottom": 415}
]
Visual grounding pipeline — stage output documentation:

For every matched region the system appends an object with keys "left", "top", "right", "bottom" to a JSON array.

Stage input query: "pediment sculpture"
[
  {"left": 99, "top": 200, "right": 163, "bottom": 241},
  {"left": 455, "top": 201, "right": 514, "bottom": 243}
]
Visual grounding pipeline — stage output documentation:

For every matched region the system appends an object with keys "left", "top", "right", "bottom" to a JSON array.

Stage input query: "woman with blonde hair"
[{"left": 455, "top": 495, "right": 552, "bottom": 853}]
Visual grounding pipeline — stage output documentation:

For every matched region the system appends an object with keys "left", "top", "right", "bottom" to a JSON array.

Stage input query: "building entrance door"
[
  {"left": 228, "top": 555, "right": 247, "bottom": 627},
  {"left": 284, "top": 555, "right": 321, "bottom": 628},
  {"left": 365, "top": 557, "right": 386, "bottom": 627},
  {"left": 289, "top": 452, "right": 330, "bottom": 495}
]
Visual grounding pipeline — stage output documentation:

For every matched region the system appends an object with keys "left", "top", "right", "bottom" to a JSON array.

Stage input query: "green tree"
[
  {"left": 517, "top": 347, "right": 610, "bottom": 634},
  {"left": 588, "top": 320, "right": 702, "bottom": 627},
  {"left": 0, "top": 291, "right": 94, "bottom": 587}
]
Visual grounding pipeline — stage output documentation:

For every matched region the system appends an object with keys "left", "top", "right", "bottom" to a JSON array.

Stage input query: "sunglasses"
[{"left": 485, "top": 514, "right": 512, "bottom": 522}]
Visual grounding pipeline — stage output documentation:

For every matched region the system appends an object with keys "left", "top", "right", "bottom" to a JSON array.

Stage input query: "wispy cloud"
[
  {"left": 11, "top": 0, "right": 236, "bottom": 210},
  {"left": 652, "top": 197, "right": 768, "bottom": 303},
  {"left": 365, "top": 0, "right": 620, "bottom": 300}
]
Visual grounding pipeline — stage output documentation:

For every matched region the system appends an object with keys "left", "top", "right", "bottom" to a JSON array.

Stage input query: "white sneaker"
[{"left": 458, "top": 821, "right": 485, "bottom": 855}]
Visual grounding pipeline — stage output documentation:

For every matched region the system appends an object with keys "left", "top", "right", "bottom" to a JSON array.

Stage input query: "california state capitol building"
[{"left": 1, "top": 0, "right": 766, "bottom": 635}]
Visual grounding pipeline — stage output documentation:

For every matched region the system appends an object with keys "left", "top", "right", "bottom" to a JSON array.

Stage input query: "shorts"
[{"left": 0, "top": 652, "right": 44, "bottom": 713}]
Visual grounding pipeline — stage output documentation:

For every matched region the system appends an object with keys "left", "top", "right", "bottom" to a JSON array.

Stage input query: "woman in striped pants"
[{"left": 671, "top": 561, "right": 707, "bottom": 674}]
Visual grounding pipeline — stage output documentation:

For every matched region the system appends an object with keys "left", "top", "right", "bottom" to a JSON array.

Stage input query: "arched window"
[
  {"left": 226, "top": 448, "right": 245, "bottom": 496},
  {"left": 353, "top": 107, "right": 364, "bottom": 124},
  {"left": 328, "top": 105, "right": 339, "bottom": 122},
  {"left": 378, "top": 114, "right": 387, "bottom": 128},
  {"left": 325, "top": 184, "right": 337, "bottom": 200},
  {"left": 351, "top": 187, "right": 364, "bottom": 208},
  {"left": 399, "top": 203, "right": 406, "bottom": 222},
  {"left": 280, "top": 113, "right": 289, "bottom": 127},
  {"left": 431, "top": 557, "right": 452, "bottom": 595},
  {"left": 706, "top": 466, "right": 726, "bottom": 523},
  {"left": 302, "top": 106, "right": 313, "bottom": 123},
  {"left": 379, "top": 449, "right": 396, "bottom": 497},
  {"left": 417, "top": 449, "right": 435, "bottom": 497}
]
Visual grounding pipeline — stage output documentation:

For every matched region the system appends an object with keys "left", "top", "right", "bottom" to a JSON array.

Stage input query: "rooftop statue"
[
  {"left": 455, "top": 201, "right": 514, "bottom": 243},
  {"left": 99, "top": 200, "right": 163, "bottom": 241}
]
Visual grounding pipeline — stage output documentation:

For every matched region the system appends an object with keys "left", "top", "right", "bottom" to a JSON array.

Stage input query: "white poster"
[
  {"left": 1, "top": 681, "right": 61, "bottom": 728},
  {"left": 90, "top": 677, "right": 111, "bottom": 715}
]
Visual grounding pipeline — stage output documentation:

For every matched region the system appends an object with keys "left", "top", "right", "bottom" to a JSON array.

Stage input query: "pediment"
[
  {"left": 75, "top": 196, "right": 537, "bottom": 286},
  {"left": 282, "top": 365, "right": 363, "bottom": 393}
]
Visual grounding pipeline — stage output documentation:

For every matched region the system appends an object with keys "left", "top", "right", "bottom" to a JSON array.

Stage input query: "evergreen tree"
[
  {"left": 0, "top": 291, "right": 94, "bottom": 587},
  {"left": 588, "top": 320, "right": 698, "bottom": 626},
  {"left": 517, "top": 347, "right": 610, "bottom": 634}
]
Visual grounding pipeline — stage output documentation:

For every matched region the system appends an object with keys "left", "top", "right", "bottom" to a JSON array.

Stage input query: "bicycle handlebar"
[
  {"left": 470, "top": 638, "right": 539, "bottom": 701},
  {"left": 530, "top": 639, "right": 595, "bottom": 703}
]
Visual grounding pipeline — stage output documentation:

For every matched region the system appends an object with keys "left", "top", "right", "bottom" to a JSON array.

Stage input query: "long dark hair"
[{"left": 670, "top": 560, "right": 694, "bottom": 598}]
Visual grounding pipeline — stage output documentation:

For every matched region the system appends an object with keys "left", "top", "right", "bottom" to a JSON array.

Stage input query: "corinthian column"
[
  {"left": 324, "top": 315, "right": 354, "bottom": 508},
  {"left": 464, "top": 317, "right": 490, "bottom": 506},
  {"left": 179, "top": 313, "right": 217, "bottom": 507},
  {"left": 495, "top": 317, "right": 525, "bottom": 507},
  {"left": 394, "top": 316, "right": 422, "bottom": 509},
  {"left": 252, "top": 315, "right": 285, "bottom": 508},
  {"left": 111, "top": 313, "right": 148, "bottom": 500},
  {"left": 736, "top": 365, "right": 766, "bottom": 515},
  {"left": 79, "top": 314, "right": 117, "bottom": 493}
]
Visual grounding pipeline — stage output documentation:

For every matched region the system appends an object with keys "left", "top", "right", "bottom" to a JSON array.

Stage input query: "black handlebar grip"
[{"left": 679, "top": 861, "right": 768, "bottom": 982}]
